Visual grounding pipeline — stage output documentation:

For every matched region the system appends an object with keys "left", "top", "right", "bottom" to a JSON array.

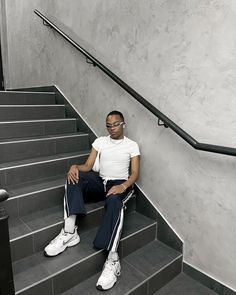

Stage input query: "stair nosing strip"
[
  {"left": 0, "top": 152, "right": 89, "bottom": 171},
  {"left": 124, "top": 254, "right": 183, "bottom": 295},
  {"left": 15, "top": 254, "right": 183, "bottom": 295},
  {"left": 0, "top": 118, "right": 76, "bottom": 124},
  {"left": 0, "top": 104, "right": 65, "bottom": 107},
  {"left": 10, "top": 220, "right": 64, "bottom": 242},
  {"left": 10, "top": 213, "right": 155, "bottom": 243},
  {"left": 14, "top": 250, "right": 103, "bottom": 295},
  {"left": 8, "top": 183, "right": 65, "bottom": 199},
  {"left": 0, "top": 133, "right": 89, "bottom": 145},
  {"left": 1, "top": 91, "right": 55, "bottom": 94},
  {"left": 15, "top": 223, "right": 157, "bottom": 294},
  {"left": 10, "top": 206, "right": 104, "bottom": 242}
]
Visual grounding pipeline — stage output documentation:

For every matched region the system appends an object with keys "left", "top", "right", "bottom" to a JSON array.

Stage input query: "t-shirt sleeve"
[
  {"left": 130, "top": 142, "right": 140, "bottom": 158},
  {"left": 92, "top": 137, "right": 104, "bottom": 152}
]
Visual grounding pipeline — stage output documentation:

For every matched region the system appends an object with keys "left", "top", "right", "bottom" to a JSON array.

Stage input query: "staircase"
[{"left": 0, "top": 88, "right": 218, "bottom": 295}]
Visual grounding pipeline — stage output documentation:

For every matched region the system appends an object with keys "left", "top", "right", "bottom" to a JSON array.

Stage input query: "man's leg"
[
  {"left": 95, "top": 186, "right": 134, "bottom": 291},
  {"left": 44, "top": 171, "right": 105, "bottom": 257}
]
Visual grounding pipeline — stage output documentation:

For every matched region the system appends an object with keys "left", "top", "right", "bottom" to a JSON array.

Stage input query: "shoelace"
[
  {"left": 50, "top": 230, "right": 67, "bottom": 244},
  {"left": 102, "top": 260, "right": 118, "bottom": 278}
]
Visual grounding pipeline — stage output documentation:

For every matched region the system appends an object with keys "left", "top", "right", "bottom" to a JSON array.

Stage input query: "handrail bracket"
[
  {"left": 158, "top": 119, "right": 168, "bottom": 128},
  {"left": 86, "top": 58, "right": 96, "bottom": 67},
  {"left": 43, "top": 20, "right": 52, "bottom": 27}
]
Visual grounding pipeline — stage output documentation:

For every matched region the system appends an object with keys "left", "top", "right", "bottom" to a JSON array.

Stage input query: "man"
[{"left": 44, "top": 110, "right": 140, "bottom": 291}]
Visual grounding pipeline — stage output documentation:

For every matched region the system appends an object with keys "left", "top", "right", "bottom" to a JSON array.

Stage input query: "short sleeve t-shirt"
[{"left": 92, "top": 136, "right": 140, "bottom": 180}]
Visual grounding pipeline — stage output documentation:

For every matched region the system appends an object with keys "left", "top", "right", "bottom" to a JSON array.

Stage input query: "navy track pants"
[{"left": 64, "top": 171, "right": 133, "bottom": 251}]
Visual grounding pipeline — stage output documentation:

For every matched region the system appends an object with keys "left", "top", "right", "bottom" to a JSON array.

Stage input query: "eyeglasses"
[{"left": 106, "top": 122, "right": 124, "bottom": 129}]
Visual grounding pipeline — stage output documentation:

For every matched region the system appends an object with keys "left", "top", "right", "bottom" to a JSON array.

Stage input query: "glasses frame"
[{"left": 106, "top": 121, "right": 125, "bottom": 129}]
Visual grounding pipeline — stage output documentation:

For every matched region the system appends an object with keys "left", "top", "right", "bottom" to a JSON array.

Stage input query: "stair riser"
[
  {"left": 16, "top": 224, "right": 156, "bottom": 295},
  {"left": 0, "top": 92, "right": 55, "bottom": 105},
  {"left": 0, "top": 135, "right": 89, "bottom": 163},
  {"left": 54, "top": 225, "right": 157, "bottom": 295},
  {"left": 10, "top": 198, "right": 137, "bottom": 262},
  {"left": 0, "top": 154, "right": 88, "bottom": 186},
  {"left": 148, "top": 256, "right": 182, "bottom": 294},
  {"left": 10, "top": 209, "right": 103, "bottom": 262},
  {"left": 5, "top": 186, "right": 65, "bottom": 219},
  {"left": 127, "top": 256, "right": 182, "bottom": 295},
  {"left": 0, "top": 106, "right": 65, "bottom": 121},
  {"left": 0, "top": 120, "right": 77, "bottom": 140}
]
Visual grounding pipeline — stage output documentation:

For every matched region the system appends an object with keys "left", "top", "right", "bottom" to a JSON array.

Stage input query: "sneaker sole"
[
  {"left": 96, "top": 280, "right": 117, "bottom": 291},
  {"left": 44, "top": 236, "right": 80, "bottom": 257},
  {"left": 96, "top": 272, "right": 120, "bottom": 291}
]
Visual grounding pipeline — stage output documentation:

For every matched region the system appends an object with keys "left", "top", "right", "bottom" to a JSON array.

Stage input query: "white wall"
[{"left": 1, "top": 0, "right": 236, "bottom": 290}]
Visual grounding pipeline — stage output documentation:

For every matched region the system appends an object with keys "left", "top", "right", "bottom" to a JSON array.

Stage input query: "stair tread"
[
  {"left": 0, "top": 132, "right": 87, "bottom": 144},
  {"left": 0, "top": 150, "right": 90, "bottom": 170},
  {"left": 7, "top": 175, "right": 66, "bottom": 198},
  {"left": 154, "top": 273, "right": 218, "bottom": 295},
  {"left": 61, "top": 240, "right": 182, "bottom": 295},
  {"left": 9, "top": 200, "right": 105, "bottom": 241},
  {"left": 9, "top": 205, "right": 152, "bottom": 242},
  {"left": 12, "top": 212, "right": 156, "bottom": 293}
]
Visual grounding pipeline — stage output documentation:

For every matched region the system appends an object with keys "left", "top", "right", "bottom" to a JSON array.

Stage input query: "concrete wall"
[{"left": 1, "top": 0, "right": 236, "bottom": 290}]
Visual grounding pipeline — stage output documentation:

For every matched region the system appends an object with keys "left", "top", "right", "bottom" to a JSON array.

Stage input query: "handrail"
[
  {"left": 34, "top": 9, "right": 236, "bottom": 157},
  {"left": 0, "top": 189, "right": 9, "bottom": 203}
]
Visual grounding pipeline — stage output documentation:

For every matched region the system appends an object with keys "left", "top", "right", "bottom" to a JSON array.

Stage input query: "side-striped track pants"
[{"left": 64, "top": 171, "right": 133, "bottom": 251}]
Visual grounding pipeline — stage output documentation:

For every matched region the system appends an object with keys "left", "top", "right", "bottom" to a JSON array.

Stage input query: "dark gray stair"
[
  {"left": 0, "top": 91, "right": 56, "bottom": 105},
  {"left": 0, "top": 105, "right": 66, "bottom": 121},
  {"left": 154, "top": 273, "right": 218, "bottom": 295},
  {"left": 4, "top": 175, "right": 66, "bottom": 219},
  {"left": 60, "top": 240, "right": 182, "bottom": 295},
  {"left": 0, "top": 88, "right": 212, "bottom": 295},
  {"left": 0, "top": 133, "right": 89, "bottom": 163},
  {"left": 0, "top": 119, "right": 77, "bottom": 140},
  {"left": 0, "top": 151, "right": 90, "bottom": 187},
  {"left": 12, "top": 211, "right": 157, "bottom": 294}
]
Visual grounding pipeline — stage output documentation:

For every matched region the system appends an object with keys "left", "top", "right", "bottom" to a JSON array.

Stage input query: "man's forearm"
[
  {"left": 121, "top": 173, "right": 139, "bottom": 190},
  {"left": 74, "top": 163, "right": 91, "bottom": 172}
]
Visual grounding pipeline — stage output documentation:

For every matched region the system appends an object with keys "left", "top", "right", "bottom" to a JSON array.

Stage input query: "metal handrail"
[
  {"left": 0, "top": 189, "right": 9, "bottom": 203},
  {"left": 34, "top": 9, "right": 236, "bottom": 157}
]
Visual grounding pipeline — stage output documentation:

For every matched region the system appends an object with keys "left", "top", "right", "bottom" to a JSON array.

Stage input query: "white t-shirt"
[{"left": 92, "top": 136, "right": 140, "bottom": 180}]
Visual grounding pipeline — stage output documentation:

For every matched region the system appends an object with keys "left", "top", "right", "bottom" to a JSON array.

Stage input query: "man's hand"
[
  {"left": 67, "top": 165, "right": 79, "bottom": 184},
  {"left": 106, "top": 185, "right": 126, "bottom": 197}
]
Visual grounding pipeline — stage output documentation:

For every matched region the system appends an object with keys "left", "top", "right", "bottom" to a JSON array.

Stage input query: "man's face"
[{"left": 106, "top": 115, "right": 124, "bottom": 140}]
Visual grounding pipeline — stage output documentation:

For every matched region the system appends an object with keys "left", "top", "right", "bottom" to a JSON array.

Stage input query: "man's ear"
[{"left": 123, "top": 123, "right": 126, "bottom": 128}]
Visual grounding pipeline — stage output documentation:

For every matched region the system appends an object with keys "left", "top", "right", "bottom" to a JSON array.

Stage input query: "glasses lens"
[{"left": 106, "top": 122, "right": 124, "bottom": 129}]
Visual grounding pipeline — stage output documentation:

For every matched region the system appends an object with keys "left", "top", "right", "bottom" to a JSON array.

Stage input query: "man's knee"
[{"left": 105, "top": 195, "right": 122, "bottom": 209}]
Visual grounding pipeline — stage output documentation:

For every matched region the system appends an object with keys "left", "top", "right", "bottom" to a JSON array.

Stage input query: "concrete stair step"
[
  {"left": 0, "top": 150, "right": 90, "bottom": 187},
  {"left": 60, "top": 239, "right": 182, "bottom": 295},
  {"left": 0, "top": 105, "right": 66, "bottom": 121},
  {"left": 0, "top": 91, "right": 56, "bottom": 105},
  {"left": 12, "top": 211, "right": 157, "bottom": 294},
  {"left": 154, "top": 273, "right": 218, "bottom": 295},
  {"left": 0, "top": 133, "right": 89, "bottom": 163},
  {"left": 0, "top": 119, "right": 77, "bottom": 140}
]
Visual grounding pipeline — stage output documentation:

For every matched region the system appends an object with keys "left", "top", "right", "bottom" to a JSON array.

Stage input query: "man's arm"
[
  {"left": 67, "top": 148, "right": 98, "bottom": 184},
  {"left": 107, "top": 155, "right": 140, "bottom": 196}
]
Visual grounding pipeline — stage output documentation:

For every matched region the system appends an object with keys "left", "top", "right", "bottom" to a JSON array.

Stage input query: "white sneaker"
[
  {"left": 96, "top": 258, "right": 121, "bottom": 291},
  {"left": 44, "top": 226, "right": 80, "bottom": 257}
]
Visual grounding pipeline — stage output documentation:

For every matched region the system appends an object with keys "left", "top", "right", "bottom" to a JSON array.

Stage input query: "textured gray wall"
[{"left": 1, "top": 0, "right": 236, "bottom": 290}]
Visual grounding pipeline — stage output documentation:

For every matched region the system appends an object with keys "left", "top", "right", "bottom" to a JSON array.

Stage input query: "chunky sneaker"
[
  {"left": 96, "top": 258, "right": 121, "bottom": 291},
  {"left": 44, "top": 226, "right": 80, "bottom": 257}
]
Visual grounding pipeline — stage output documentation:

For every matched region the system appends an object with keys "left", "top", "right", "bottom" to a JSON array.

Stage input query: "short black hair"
[{"left": 106, "top": 110, "right": 124, "bottom": 121}]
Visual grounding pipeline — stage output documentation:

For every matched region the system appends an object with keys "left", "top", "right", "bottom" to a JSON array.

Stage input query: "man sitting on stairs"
[{"left": 44, "top": 110, "right": 140, "bottom": 291}]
